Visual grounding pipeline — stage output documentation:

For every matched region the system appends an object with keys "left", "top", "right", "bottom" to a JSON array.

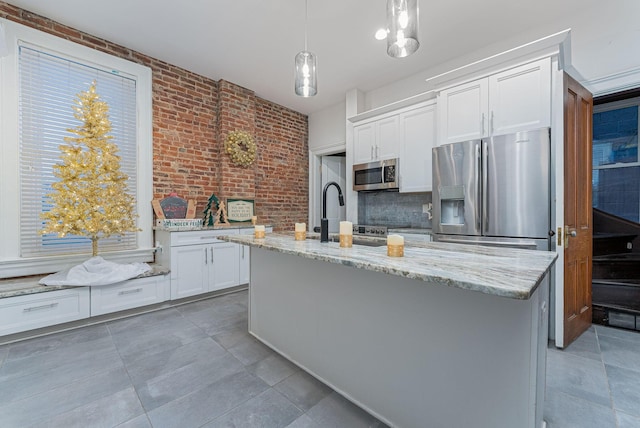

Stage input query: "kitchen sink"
[{"left": 351, "top": 238, "right": 386, "bottom": 247}]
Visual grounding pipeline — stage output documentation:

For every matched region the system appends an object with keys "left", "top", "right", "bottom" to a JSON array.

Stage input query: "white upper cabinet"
[
  {"left": 399, "top": 101, "right": 437, "bottom": 192},
  {"left": 353, "top": 114, "right": 399, "bottom": 164},
  {"left": 438, "top": 79, "right": 488, "bottom": 144},
  {"left": 438, "top": 58, "right": 551, "bottom": 145}
]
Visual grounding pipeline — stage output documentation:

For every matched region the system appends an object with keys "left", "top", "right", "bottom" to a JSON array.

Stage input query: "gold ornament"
[
  {"left": 224, "top": 130, "right": 256, "bottom": 167},
  {"left": 40, "top": 80, "right": 140, "bottom": 257}
]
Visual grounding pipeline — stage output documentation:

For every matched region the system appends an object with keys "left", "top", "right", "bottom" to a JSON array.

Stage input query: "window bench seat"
[{"left": 0, "top": 264, "right": 171, "bottom": 341}]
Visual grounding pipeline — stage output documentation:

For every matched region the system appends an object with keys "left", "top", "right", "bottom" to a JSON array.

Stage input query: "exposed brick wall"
[{"left": 0, "top": 1, "right": 309, "bottom": 232}]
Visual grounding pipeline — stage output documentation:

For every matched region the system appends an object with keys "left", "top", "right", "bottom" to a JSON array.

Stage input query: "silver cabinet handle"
[
  {"left": 118, "top": 288, "right": 143, "bottom": 296},
  {"left": 23, "top": 302, "right": 58, "bottom": 312},
  {"left": 204, "top": 247, "right": 208, "bottom": 265},
  {"left": 375, "top": 145, "right": 379, "bottom": 159},
  {"left": 242, "top": 246, "right": 245, "bottom": 258},
  {"left": 211, "top": 246, "right": 214, "bottom": 264},
  {"left": 370, "top": 145, "right": 374, "bottom": 160},
  {"left": 481, "top": 113, "right": 485, "bottom": 136}
]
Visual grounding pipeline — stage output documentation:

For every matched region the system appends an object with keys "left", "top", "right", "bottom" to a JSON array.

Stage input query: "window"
[
  {"left": 0, "top": 19, "right": 153, "bottom": 278},
  {"left": 592, "top": 99, "right": 640, "bottom": 222},
  {"left": 19, "top": 45, "right": 138, "bottom": 256}
]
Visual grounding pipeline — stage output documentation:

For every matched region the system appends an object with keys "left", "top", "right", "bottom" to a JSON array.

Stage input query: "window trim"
[{"left": 0, "top": 18, "right": 154, "bottom": 278}]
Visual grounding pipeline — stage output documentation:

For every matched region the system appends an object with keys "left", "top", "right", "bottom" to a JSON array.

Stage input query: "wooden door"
[{"left": 563, "top": 73, "right": 593, "bottom": 346}]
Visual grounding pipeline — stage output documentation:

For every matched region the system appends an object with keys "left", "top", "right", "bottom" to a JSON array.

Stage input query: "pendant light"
[
  {"left": 386, "top": 0, "right": 419, "bottom": 58},
  {"left": 294, "top": 0, "right": 317, "bottom": 97}
]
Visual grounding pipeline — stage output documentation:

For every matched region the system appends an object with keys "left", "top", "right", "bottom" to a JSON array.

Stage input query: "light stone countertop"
[
  {"left": 0, "top": 264, "right": 170, "bottom": 299},
  {"left": 219, "top": 233, "right": 557, "bottom": 300}
]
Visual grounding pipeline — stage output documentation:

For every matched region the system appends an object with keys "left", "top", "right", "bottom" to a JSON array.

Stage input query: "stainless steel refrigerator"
[{"left": 432, "top": 128, "right": 552, "bottom": 250}]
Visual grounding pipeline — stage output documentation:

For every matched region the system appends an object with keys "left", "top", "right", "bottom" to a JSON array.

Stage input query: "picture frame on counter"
[{"left": 226, "top": 198, "right": 255, "bottom": 223}]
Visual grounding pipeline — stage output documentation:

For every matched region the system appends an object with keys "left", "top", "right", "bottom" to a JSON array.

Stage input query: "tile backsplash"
[{"left": 358, "top": 191, "right": 432, "bottom": 229}]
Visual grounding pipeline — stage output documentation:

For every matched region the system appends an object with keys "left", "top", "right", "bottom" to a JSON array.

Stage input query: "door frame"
[{"left": 309, "top": 144, "right": 348, "bottom": 231}]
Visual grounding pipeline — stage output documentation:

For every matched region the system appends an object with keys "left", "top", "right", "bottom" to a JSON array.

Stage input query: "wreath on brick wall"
[{"left": 224, "top": 130, "right": 256, "bottom": 167}]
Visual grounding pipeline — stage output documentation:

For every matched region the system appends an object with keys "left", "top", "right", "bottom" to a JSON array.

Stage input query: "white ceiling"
[{"left": 4, "top": 0, "right": 636, "bottom": 115}]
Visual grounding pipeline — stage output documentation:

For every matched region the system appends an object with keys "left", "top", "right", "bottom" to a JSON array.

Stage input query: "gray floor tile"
[
  {"left": 124, "top": 337, "right": 227, "bottom": 386},
  {"left": 0, "top": 347, "right": 123, "bottom": 405},
  {"left": 4, "top": 324, "right": 110, "bottom": 362},
  {"left": 0, "top": 335, "right": 117, "bottom": 382},
  {"left": 136, "top": 351, "right": 246, "bottom": 411},
  {"left": 116, "top": 414, "right": 153, "bottom": 428},
  {"left": 285, "top": 414, "right": 323, "bottom": 428},
  {"left": 606, "top": 364, "right": 640, "bottom": 417},
  {"left": 545, "top": 348, "right": 611, "bottom": 406},
  {"left": 109, "top": 318, "right": 207, "bottom": 364},
  {"left": 561, "top": 328, "right": 602, "bottom": 361},
  {"left": 247, "top": 353, "right": 299, "bottom": 386},
  {"left": 599, "top": 334, "right": 640, "bottom": 372},
  {"left": 211, "top": 326, "right": 254, "bottom": 350},
  {"left": 0, "top": 366, "right": 132, "bottom": 427},
  {"left": 305, "top": 392, "right": 387, "bottom": 428},
  {"left": 106, "top": 307, "right": 186, "bottom": 335},
  {"left": 227, "top": 335, "right": 274, "bottom": 366},
  {"left": 34, "top": 386, "right": 145, "bottom": 428},
  {"left": 274, "top": 370, "right": 333, "bottom": 412},
  {"left": 146, "top": 371, "right": 269, "bottom": 428},
  {"left": 617, "top": 410, "right": 640, "bottom": 428},
  {"left": 596, "top": 325, "right": 640, "bottom": 342},
  {"left": 543, "top": 388, "right": 617, "bottom": 428},
  {"left": 203, "top": 388, "right": 302, "bottom": 428}
]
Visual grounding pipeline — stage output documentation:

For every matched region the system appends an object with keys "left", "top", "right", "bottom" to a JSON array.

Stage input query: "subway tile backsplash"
[{"left": 358, "top": 191, "right": 432, "bottom": 229}]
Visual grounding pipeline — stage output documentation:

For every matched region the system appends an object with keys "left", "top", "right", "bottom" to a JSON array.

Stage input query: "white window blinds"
[{"left": 19, "top": 44, "right": 138, "bottom": 257}]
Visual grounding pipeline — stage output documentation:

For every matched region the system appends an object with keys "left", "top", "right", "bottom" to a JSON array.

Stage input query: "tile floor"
[
  {"left": 544, "top": 324, "right": 640, "bottom": 428},
  {"left": 0, "top": 289, "right": 638, "bottom": 427}
]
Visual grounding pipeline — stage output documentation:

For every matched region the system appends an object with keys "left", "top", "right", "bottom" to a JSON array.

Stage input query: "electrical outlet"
[
  {"left": 628, "top": 242, "right": 633, "bottom": 250},
  {"left": 422, "top": 203, "right": 430, "bottom": 214}
]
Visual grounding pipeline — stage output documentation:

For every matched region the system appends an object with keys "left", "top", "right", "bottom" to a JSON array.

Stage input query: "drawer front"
[
  {"left": 0, "top": 289, "right": 90, "bottom": 336},
  {"left": 90, "top": 275, "right": 170, "bottom": 316},
  {"left": 170, "top": 229, "right": 240, "bottom": 246}
]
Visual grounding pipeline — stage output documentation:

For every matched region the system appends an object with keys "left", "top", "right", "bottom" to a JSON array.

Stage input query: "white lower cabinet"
[
  {"left": 155, "top": 228, "right": 245, "bottom": 300},
  {"left": 90, "top": 274, "right": 170, "bottom": 316},
  {"left": 0, "top": 288, "right": 90, "bottom": 336}
]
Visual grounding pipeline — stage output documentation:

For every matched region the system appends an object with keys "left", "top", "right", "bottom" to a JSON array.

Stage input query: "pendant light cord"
[{"left": 304, "top": 0, "right": 308, "bottom": 51}]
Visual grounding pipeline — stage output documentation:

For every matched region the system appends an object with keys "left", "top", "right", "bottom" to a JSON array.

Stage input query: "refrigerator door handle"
[
  {"left": 481, "top": 140, "right": 488, "bottom": 235},
  {"left": 436, "top": 236, "right": 538, "bottom": 249}
]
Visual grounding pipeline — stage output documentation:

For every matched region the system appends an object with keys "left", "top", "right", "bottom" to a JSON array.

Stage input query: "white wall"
[
  {"left": 310, "top": 2, "right": 640, "bottom": 134},
  {"left": 308, "top": 101, "right": 346, "bottom": 152}
]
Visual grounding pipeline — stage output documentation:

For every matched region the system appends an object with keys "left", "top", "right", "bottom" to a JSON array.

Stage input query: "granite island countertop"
[{"left": 219, "top": 233, "right": 557, "bottom": 300}]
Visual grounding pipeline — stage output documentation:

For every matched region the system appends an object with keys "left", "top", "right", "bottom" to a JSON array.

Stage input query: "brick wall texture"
[{"left": 1, "top": 2, "right": 309, "bottom": 232}]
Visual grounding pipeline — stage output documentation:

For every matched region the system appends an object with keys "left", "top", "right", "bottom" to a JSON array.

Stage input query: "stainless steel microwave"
[{"left": 353, "top": 158, "right": 399, "bottom": 191}]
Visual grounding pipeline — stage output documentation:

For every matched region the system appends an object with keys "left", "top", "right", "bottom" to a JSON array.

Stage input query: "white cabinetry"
[
  {"left": 90, "top": 274, "right": 170, "bottom": 316},
  {"left": 399, "top": 101, "right": 437, "bottom": 192},
  {"left": 353, "top": 114, "right": 399, "bottom": 164},
  {"left": 0, "top": 288, "right": 90, "bottom": 336},
  {"left": 438, "top": 57, "right": 551, "bottom": 145},
  {"left": 156, "top": 229, "right": 240, "bottom": 300}
]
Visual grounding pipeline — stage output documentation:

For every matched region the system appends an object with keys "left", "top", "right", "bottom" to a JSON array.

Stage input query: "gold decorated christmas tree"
[{"left": 41, "top": 81, "right": 138, "bottom": 257}]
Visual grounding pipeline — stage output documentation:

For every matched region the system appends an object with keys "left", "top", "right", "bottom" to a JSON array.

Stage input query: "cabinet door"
[
  {"left": 438, "top": 78, "right": 488, "bottom": 144},
  {"left": 489, "top": 58, "right": 551, "bottom": 136},
  {"left": 171, "top": 244, "right": 209, "bottom": 299},
  {"left": 353, "top": 122, "right": 375, "bottom": 164},
  {"left": 375, "top": 115, "right": 399, "bottom": 160},
  {"left": 399, "top": 103, "right": 437, "bottom": 192},
  {"left": 211, "top": 242, "right": 240, "bottom": 291}
]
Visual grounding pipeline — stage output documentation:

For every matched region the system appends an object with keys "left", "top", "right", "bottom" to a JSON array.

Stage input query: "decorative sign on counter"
[
  {"left": 227, "top": 198, "right": 255, "bottom": 222},
  {"left": 152, "top": 193, "right": 196, "bottom": 219}
]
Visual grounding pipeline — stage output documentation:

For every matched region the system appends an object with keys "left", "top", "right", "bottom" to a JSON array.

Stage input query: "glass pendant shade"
[
  {"left": 387, "top": 0, "right": 419, "bottom": 58},
  {"left": 294, "top": 50, "right": 317, "bottom": 97}
]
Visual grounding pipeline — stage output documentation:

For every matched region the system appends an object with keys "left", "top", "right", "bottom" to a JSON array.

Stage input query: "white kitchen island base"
[{"left": 249, "top": 247, "right": 549, "bottom": 428}]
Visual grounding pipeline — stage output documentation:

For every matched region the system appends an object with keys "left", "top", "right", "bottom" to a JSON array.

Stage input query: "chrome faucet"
[{"left": 321, "top": 181, "right": 345, "bottom": 242}]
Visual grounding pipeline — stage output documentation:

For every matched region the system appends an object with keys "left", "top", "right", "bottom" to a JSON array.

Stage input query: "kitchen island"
[{"left": 219, "top": 233, "right": 557, "bottom": 428}]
